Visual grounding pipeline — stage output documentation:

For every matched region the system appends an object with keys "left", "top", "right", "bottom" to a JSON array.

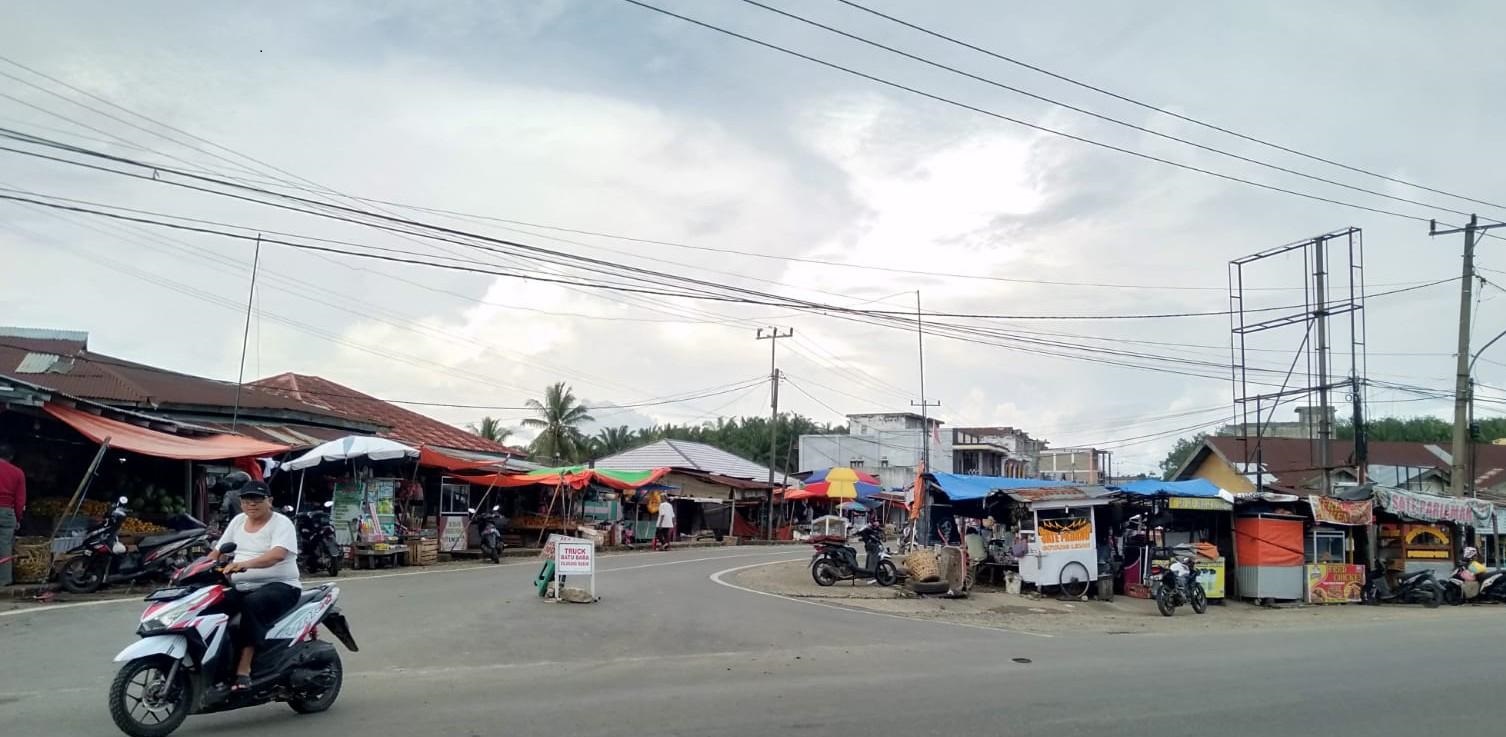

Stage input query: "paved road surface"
[{"left": 3, "top": 547, "right": 1502, "bottom": 736}]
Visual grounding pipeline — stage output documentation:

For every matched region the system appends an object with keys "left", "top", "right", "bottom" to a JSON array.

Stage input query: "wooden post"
[{"left": 49, "top": 439, "right": 111, "bottom": 569}]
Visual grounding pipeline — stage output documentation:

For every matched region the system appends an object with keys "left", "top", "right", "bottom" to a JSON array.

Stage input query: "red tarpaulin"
[
  {"left": 44, "top": 403, "right": 290, "bottom": 461},
  {"left": 417, "top": 446, "right": 506, "bottom": 474},
  {"left": 462, "top": 466, "right": 669, "bottom": 491}
]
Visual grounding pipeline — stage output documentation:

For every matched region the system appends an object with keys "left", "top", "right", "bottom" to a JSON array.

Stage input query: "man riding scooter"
[{"left": 210, "top": 480, "right": 301, "bottom": 692}]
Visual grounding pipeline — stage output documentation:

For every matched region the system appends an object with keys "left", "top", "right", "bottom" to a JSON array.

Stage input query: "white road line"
[
  {"left": 0, "top": 548, "right": 798, "bottom": 618},
  {"left": 708, "top": 559, "right": 1053, "bottom": 638}
]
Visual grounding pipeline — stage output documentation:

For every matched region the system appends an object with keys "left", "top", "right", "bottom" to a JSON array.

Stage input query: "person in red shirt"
[{"left": 0, "top": 443, "right": 24, "bottom": 586}]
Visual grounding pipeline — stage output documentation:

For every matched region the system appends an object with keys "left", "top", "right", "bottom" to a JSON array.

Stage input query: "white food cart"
[{"left": 1013, "top": 487, "right": 1112, "bottom": 593}]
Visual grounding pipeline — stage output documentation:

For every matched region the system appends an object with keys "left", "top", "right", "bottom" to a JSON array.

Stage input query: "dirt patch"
[{"left": 729, "top": 560, "right": 1497, "bottom": 635}]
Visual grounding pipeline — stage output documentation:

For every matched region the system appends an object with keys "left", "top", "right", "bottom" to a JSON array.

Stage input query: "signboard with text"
[
  {"left": 556, "top": 541, "right": 595, "bottom": 574},
  {"left": 1306, "top": 564, "right": 1365, "bottom": 603}
]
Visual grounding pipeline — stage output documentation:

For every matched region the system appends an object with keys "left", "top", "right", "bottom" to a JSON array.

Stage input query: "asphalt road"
[{"left": 3, "top": 546, "right": 1503, "bottom": 737}]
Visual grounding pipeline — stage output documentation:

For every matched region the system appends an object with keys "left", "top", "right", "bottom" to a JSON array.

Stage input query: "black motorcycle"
[
  {"left": 470, "top": 506, "right": 508, "bottom": 563},
  {"left": 59, "top": 496, "right": 211, "bottom": 594},
  {"left": 1441, "top": 563, "right": 1506, "bottom": 605},
  {"left": 1154, "top": 554, "right": 1208, "bottom": 616},
  {"left": 811, "top": 523, "right": 898, "bottom": 587},
  {"left": 1363, "top": 563, "right": 1441, "bottom": 607},
  {"left": 288, "top": 502, "right": 342, "bottom": 578}
]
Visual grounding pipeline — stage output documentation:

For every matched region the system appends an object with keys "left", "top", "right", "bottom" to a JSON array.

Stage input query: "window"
[
  {"left": 880, "top": 457, "right": 889, "bottom": 468},
  {"left": 849, "top": 459, "right": 865, "bottom": 469}
]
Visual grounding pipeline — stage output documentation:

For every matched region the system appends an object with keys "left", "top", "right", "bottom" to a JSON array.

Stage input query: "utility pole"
[
  {"left": 230, "top": 235, "right": 262, "bottom": 431},
  {"left": 1430, "top": 216, "right": 1505, "bottom": 496},
  {"left": 1313, "top": 238, "right": 1332, "bottom": 495},
  {"left": 911, "top": 291, "right": 940, "bottom": 470},
  {"left": 756, "top": 326, "right": 792, "bottom": 539}
]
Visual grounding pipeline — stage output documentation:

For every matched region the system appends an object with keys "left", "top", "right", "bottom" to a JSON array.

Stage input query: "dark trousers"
[{"left": 233, "top": 582, "right": 300, "bottom": 652}]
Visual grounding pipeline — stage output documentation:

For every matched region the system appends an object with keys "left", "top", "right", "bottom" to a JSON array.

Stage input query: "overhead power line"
[
  {"left": 830, "top": 0, "right": 1506, "bottom": 216},
  {"left": 616, "top": 0, "right": 1498, "bottom": 227}
]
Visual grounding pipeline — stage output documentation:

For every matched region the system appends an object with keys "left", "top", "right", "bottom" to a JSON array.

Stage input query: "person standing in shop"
[{"left": 0, "top": 444, "right": 26, "bottom": 587}]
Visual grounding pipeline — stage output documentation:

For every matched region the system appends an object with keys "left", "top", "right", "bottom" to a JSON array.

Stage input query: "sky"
[{"left": 1, "top": 1, "right": 1503, "bottom": 474}]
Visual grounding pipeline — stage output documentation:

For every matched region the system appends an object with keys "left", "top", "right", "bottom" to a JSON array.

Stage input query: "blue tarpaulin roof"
[
  {"left": 1114, "top": 478, "right": 1223, "bottom": 498},
  {"left": 926, "top": 472, "right": 1075, "bottom": 501}
]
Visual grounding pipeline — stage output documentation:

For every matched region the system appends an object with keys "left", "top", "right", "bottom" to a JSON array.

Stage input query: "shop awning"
[
  {"left": 1114, "top": 478, "right": 1223, "bottom": 498},
  {"left": 1374, "top": 486, "right": 1493, "bottom": 526},
  {"left": 465, "top": 466, "right": 669, "bottom": 491},
  {"left": 417, "top": 446, "right": 506, "bottom": 474},
  {"left": 44, "top": 402, "right": 290, "bottom": 461},
  {"left": 925, "top": 472, "right": 1075, "bottom": 502}
]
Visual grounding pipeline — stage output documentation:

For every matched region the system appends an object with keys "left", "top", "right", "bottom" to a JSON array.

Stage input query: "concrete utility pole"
[
  {"left": 756, "top": 326, "right": 792, "bottom": 538},
  {"left": 1430, "top": 216, "right": 1504, "bottom": 496},
  {"left": 1313, "top": 238, "right": 1333, "bottom": 496},
  {"left": 911, "top": 291, "right": 940, "bottom": 470}
]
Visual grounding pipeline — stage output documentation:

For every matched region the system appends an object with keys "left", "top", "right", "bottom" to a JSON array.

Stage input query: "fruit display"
[
  {"left": 134, "top": 484, "right": 189, "bottom": 516},
  {"left": 29, "top": 498, "right": 112, "bottom": 519},
  {"left": 120, "top": 518, "right": 168, "bottom": 536}
]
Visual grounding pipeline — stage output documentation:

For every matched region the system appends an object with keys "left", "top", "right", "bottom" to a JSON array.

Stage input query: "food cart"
[{"left": 1011, "top": 486, "right": 1115, "bottom": 597}]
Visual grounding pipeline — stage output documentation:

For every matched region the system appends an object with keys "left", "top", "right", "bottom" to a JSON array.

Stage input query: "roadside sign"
[{"left": 556, "top": 541, "right": 594, "bottom": 574}]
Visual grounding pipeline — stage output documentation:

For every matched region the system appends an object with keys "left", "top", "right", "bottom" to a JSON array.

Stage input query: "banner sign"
[
  {"left": 556, "top": 541, "right": 595, "bottom": 574},
  {"left": 1308, "top": 496, "right": 1374, "bottom": 526},
  {"left": 1038, "top": 518, "right": 1093, "bottom": 552},
  {"left": 1307, "top": 564, "right": 1365, "bottom": 604},
  {"left": 1375, "top": 487, "right": 1492, "bottom": 526},
  {"left": 1169, "top": 497, "right": 1233, "bottom": 511}
]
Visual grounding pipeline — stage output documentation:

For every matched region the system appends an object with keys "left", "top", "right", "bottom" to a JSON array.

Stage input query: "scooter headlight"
[{"left": 140, "top": 588, "right": 214, "bottom": 633}]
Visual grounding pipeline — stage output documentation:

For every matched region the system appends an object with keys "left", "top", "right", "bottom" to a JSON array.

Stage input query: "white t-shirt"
[
  {"left": 657, "top": 501, "right": 677, "bottom": 529},
  {"left": 217, "top": 512, "right": 301, "bottom": 589}
]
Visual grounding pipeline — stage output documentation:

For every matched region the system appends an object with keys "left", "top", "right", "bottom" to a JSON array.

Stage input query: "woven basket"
[
  {"left": 904, "top": 550, "right": 941, "bottom": 582},
  {"left": 12, "top": 537, "right": 53, "bottom": 584}
]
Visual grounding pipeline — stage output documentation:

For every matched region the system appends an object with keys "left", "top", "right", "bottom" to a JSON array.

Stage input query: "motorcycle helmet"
[
  {"left": 1463, "top": 546, "right": 1479, "bottom": 560},
  {"left": 215, "top": 470, "right": 253, "bottom": 494}
]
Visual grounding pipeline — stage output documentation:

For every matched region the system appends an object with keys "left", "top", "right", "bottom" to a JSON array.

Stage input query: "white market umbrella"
[{"left": 283, "top": 435, "right": 419, "bottom": 471}]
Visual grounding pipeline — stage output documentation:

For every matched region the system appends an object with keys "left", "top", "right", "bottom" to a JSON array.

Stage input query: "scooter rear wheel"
[
  {"left": 289, "top": 650, "right": 343, "bottom": 714},
  {"left": 812, "top": 561, "right": 840, "bottom": 587},
  {"left": 60, "top": 556, "right": 105, "bottom": 594},
  {"left": 109, "top": 656, "right": 192, "bottom": 737},
  {"left": 1155, "top": 587, "right": 1176, "bottom": 617}
]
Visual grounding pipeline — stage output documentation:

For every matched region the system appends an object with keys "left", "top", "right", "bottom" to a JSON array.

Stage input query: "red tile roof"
[
  {"left": 253, "top": 373, "right": 525, "bottom": 456},
  {"left": 1201, "top": 436, "right": 1506, "bottom": 496}
]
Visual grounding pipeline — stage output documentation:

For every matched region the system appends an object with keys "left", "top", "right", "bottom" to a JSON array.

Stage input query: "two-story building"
[
  {"left": 799, "top": 412, "right": 951, "bottom": 491},
  {"left": 950, "top": 426, "right": 1042, "bottom": 477}
]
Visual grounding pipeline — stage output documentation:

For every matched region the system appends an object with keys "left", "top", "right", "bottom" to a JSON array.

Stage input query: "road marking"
[
  {"left": 0, "top": 548, "right": 799, "bottom": 618},
  {"left": 709, "top": 559, "right": 1053, "bottom": 638}
]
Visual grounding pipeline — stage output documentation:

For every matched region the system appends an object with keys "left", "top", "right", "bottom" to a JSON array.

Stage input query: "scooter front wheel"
[
  {"left": 874, "top": 559, "right": 899, "bottom": 587},
  {"left": 109, "top": 656, "right": 192, "bottom": 737}
]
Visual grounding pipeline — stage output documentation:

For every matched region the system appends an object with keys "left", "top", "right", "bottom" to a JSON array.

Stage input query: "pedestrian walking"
[
  {"left": 0, "top": 443, "right": 26, "bottom": 587},
  {"left": 655, "top": 497, "right": 677, "bottom": 551}
]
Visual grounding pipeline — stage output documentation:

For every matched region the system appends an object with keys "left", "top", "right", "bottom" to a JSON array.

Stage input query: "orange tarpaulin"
[
  {"left": 1234, "top": 516, "right": 1305, "bottom": 567},
  {"left": 417, "top": 446, "right": 505, "bottom": 474},
  {"left": 44, "top": 403, "right": 289, "bottom": 461}
]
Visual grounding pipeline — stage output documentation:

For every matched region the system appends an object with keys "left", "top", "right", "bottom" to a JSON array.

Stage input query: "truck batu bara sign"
[{"left": 555, "top": 540, "right": 595, "bottom": 574}]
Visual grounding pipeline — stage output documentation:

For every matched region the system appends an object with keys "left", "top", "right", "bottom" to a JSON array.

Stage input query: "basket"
[
  {"left": 903, "top": 550, "right": 941, "bottom": 582},
  {"left": 12, "top": 537, "right": 54, "bottom": 584}
]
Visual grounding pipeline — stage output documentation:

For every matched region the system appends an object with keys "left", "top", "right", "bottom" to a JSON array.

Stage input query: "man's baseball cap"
[{"left": 238, "top": 481, "right": 271, "bottom": 499}]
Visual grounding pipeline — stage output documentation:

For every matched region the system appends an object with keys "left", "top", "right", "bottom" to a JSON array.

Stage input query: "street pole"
[
  {"left": 1468, "top": 328, "right": 1506, "bottom": 499},
  {"left": 230, "top": 235, "right": 262, "bottom": 431},
  {"left": 909, "top": 291, "right": 940, "bottom": 543},
  {"left": 1430, "top": 216, "right": 1504, "bottom": 496},
  {"left": 756, "top": 326, "right": 792, "bottom": 539},
  {"left": 1313, "top": 238, "right": 1333, "bottom": 495}
]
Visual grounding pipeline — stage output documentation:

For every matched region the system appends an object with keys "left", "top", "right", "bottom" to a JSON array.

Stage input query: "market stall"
[
  {"left": 1234, "top": 513, "right": 1307, "bottom": 603},
  {"left": 1302, "top": 493, "right": 1373, "bottom": 604},
  {"left": 1372, "top": 486, "right": 1492, "bottom": 577},
  {"left": 462, "top": 466, "right": 669, "bottom": 548},
  {"left": 283, "top": 436, "right": 420, "bottom": 568},
  {"left": 1114, "top": 478, "right": 1234, "bottom": 601}
]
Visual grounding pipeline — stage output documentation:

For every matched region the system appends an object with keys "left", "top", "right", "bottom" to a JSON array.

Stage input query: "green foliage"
[
  {"left": 467, "top": 416, "right": 512, "bottom": 445},
  {"left": 522, "top": 382, "right": 595, "bottom": 464},
  {"left": 1333, "top": 415, "right": 1506, "bottom": 442},
  {"left": 1159, "top": 433, "right": 1209, "bottom": 480}
]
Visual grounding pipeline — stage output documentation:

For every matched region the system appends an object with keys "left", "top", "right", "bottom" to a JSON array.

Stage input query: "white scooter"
[{"left": 107, "top": 543, "right": 358, "bottom": 737}]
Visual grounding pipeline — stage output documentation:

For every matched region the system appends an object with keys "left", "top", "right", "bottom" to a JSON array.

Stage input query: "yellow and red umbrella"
[{"left": 786, "top": 466, "right": 882, "bottom": 500}]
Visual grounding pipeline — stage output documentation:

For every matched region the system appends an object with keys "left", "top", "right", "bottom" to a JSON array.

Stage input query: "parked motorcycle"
[
  {"left": 287, "top": 502, "right": 342, "bottom": 578},
  {"left": 811, "top": 522, "right": 898, "bottom": 587},
  {"left": 1441, "top": 559, "right": 1506, "bottom": 605},
  {"left": 1153, "top": 552, "right": 1208, "bottom": 616},
  {"left": 59, "top": 496, "right": 211, "bottom": 594},
  {"left": 470, "top": 506, "right": 508, "bottom": 563},
  {"left": 1363, "top": 563, "right": 1441, "bottom": 607},
  {"left": 107, "top": 542, "right": 359, "bottom": 737}
]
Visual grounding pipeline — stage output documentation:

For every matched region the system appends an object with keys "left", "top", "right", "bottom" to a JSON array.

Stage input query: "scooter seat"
[
  {"left": 137, "top": 528, "right": 205, "bottom": 549},
  {"left": 294, "top": 584, "right": 332, "bottom": 609}
]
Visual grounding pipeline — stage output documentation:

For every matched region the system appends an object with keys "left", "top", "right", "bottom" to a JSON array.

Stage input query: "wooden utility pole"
[
  {"left": 1430, "top": 216, "right": 1504, "bottom": 496},
  {"left": 756, "top": 326, "right": 792, "bottom": 538}
]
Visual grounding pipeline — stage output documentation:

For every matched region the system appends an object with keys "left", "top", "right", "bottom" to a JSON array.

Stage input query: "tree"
[
  {"left": 467, "top": 416, "right": 512, "bottom": 445},
  {"left": 590, "top": 425, "right": 636, "bottom": 457},
  {"left": 522, "top": 382, "right": 594, "bottom": 464},
  {"left": 1159, "top": 433, "right": 1209, "bottom": 480}
]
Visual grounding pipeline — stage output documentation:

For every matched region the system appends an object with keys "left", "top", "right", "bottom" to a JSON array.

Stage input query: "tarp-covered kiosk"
[
  {"left": 1115, "top": 478, "right": 1233, "bottom": 600},
  {"left": 1234, "top": 513, "right": 1306, "bottom": 602},
  {"left": 1372, "top": 486, "right": 1491, "bottom": 577}
]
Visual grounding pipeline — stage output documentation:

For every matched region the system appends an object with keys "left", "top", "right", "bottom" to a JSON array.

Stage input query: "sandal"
[{"left": 231, "top": 675, "right": 252, "bottom": 692}]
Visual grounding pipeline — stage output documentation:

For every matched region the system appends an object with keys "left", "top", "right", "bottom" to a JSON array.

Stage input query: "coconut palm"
[
  {"left": 468, "top": 416, "right": 512, "bottom": 445},
  {"left": 590, "top": 425, "right": 636, "bottom": 457},
  {"left": 522, "top": 382, "right": 594, "bottom": 464}
]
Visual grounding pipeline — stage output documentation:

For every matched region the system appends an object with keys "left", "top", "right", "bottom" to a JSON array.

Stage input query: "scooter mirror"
[
  {"left": 282, "top": 506, "right": 294, "bottom": 514},
  {"left": 118, "top": 496, "right": 129, "bottom": 505},
  {"left": 467, "top": 507, "right": 476, "bottom": 514},
  {"left": 492, "top": 505, "right": 500, "bottom": 512},
  {"left": 219, "top": 542, "right": 238, "bottom": 555},
  {"left": 323, "top": 500, "right": 334, "bottom": 509}
]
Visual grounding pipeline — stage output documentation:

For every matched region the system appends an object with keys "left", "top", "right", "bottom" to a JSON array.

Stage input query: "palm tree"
[
  {"left": 591, "top": 425, "right": 635, "bottom": 457},
  {"left": 522, "top": 382, "right": 594, "bottom": 464},
  {"left": 468, "top": 416, "right": 512, "bottom": 445}
]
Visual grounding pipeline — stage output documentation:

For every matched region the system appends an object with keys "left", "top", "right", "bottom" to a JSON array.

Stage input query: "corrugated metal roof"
[
  {"left": 253, "top": 372, "right": 526, "bottom": 456},
  {"left": 1202, "top": 436, "right": 1506, "bottom": 495},
  {"left": 599, "top": 438, "right": 788, "bottom": 484},
  {"left": 15, "top": 352, "right": 64, "bottom": 374}
]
